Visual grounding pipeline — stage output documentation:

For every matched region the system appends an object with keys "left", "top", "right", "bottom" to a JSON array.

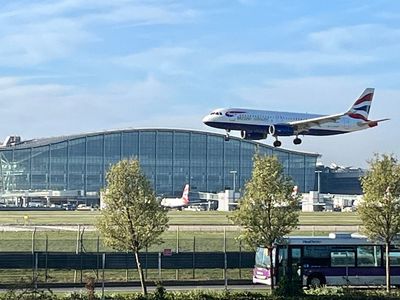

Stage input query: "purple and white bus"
[{"left": 253, "top": 233, "right": 400, "bottom": 287}]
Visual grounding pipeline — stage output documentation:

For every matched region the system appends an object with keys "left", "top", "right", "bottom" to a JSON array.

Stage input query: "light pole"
[
  {"left": 230, "top": 170, "right": 237, "bottom": 204},
  {"left": 315, "top": 170, "right": 322, "bottom": 193}
]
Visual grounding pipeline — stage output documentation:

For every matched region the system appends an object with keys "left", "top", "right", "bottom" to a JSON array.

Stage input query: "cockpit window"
[{"left": 211, "top": 112, "right": 222, "bottom": 115}]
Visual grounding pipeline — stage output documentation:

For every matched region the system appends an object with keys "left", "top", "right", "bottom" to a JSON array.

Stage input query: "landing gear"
[
  {"left": 273, "top": 140, "right": 282, "bottom": 148},
  {"left": 224, "top": 130, "right": 230, "bottom": 141},
  {"left": 293, "top": 137, "right": 302, "bottom": 145}
]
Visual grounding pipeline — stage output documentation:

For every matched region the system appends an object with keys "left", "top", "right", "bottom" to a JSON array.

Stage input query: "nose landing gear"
[
  {"left": 273, "top": 137, "right": 282, "bottom": 148},
  {"left": 224, "top": 130, "right": 230, "bottom": 141}
]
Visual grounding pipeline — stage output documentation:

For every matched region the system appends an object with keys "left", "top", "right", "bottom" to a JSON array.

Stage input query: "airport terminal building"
[{"left": 0, "top": 128, "right": 319, "bottom": 201}]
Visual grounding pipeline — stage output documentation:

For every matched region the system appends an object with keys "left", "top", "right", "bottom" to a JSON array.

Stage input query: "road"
[
  {"left": 0, "top": 224, "right": 361, "bottom": 232},
  {"left": 0, "top": 284, "right": 267, "bottom": 293}
]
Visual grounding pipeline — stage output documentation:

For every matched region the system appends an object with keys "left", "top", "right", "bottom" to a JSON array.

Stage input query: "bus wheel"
[{"left": 307, "top": 274, "right": 325, "bottom": 289}]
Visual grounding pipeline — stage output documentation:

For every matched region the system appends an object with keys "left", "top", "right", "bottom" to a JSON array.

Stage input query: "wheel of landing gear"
[
  {"left": 273, "top": 140, "right": 281, "bottom": 147},
  {"left": 293, "top": 137, "right": 302, "bottom": 145}
]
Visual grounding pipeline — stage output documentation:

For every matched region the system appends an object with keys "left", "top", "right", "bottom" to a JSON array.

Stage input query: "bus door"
[
  {"left": 289, "top": 246, "right": 303, "bottom": 283},
  {"left": 276, "top": 245, "right": 288, "bottom": 283}
]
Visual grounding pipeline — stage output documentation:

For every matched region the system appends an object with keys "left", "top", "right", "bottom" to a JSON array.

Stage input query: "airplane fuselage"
[
  {"left": 202, "top": 89, "right": 385, "bottom": 147},
  {"left": 203, "top": 108, "right": 368, "bottom": 137}
]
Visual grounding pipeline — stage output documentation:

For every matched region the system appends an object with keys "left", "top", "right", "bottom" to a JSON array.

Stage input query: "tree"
[
  {"left": 97, "top": 159, "right": 169, "bottom": 296},
  {"left": 358, "top": 154, "right": 400, "bottom": 292},
  {"left": 231, "top": 155, "right": 300, "bottom": 289}
]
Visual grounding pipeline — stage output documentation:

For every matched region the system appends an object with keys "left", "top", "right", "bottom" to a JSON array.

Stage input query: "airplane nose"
[{"left": 202, "top": 115, "right": 211, "bottom": 124}]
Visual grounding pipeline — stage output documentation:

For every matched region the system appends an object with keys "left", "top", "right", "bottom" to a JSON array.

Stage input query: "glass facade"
[{"left": 0, "top": 129, "right": 318, "bottom": 197}]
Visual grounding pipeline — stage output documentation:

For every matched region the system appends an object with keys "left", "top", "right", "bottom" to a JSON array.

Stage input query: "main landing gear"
[
  {"left": 224, "top": 130, "right": 230, "bottom": 141},
  {"left": 293, "top": 137, "right": 302, "bottom": 145},
  {"left": 273, "top": 136, "right": 302, "bottom": 147},
  {"left": 273, "top": 137, "right": 282, "bottom": 148}
]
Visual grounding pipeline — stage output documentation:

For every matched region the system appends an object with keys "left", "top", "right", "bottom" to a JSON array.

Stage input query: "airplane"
[
  {"left": 202, "top": 88, "right": 389, "bottom": 147},
  {"left": 160, "top": 184, "right": 190, "bottom": 209}
]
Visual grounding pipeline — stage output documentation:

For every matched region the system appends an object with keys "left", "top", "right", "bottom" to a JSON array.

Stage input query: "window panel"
[
  {"left": 50, "top": 142, "right": 68, "bottom": 190},
  {"left": 357, "top": 246, "right": 381, "bottom": 267},
  {"left": 331, "top": 248, "right": 355, "bottom": 267}
]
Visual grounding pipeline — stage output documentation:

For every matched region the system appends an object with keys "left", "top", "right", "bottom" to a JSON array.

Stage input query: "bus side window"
[
  {"left": 331, "top": 250, "right": 355, "bottom": 267},
  {"left": 357, "top": 246, "right": 382, "bottom": 267},
  {"left": 391, "top": 252, "right": 400, "bottom": 266},
  {"left": 385, "top": 251, "right": 400, "bottom": 266},
  {"left": 278, "top": 248, "right": 287, "bottom": 266}
]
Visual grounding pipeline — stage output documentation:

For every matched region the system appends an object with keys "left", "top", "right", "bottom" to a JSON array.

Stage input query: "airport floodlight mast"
[
  {"left": 230, "top": 170, "right": 237, "bottom": 203},
  {"left": 315, "top": 170, "right": 322, "bottom": 193}
]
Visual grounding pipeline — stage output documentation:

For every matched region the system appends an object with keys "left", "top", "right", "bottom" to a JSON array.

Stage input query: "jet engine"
[{"left": 268, "top": 124, "right": 295, "bottom": 136}]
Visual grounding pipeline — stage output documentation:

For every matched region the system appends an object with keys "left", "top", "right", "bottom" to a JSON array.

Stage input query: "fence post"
[
  {"left": 126, "top": 251, "right": 129, "bottom": 282},
  {"left": 34, "top": 252, "right": 38, "bottom": 290},
  {"left": 239, "top": 240, "right": 242, "bottom": 279},
  {"left": 102, "top": 253, "right": 105, "bottom": 300},
  {"left": 76, "top": 225, "right": 80, "bottom": 254},
  {"left": 31, "top": 227, "right": 36, "bottom": 254},
  {"left": 224, "top": 226, "right": 227, "bottom": 289},
  {"left": 31, "top": 228, "right": 36, "bottom": 285},
  {"left": 176, "top": 226, "right": 179, "bottom": 254},
  {"left": 192, "top": 236, "right": 196, "bottom": 279},
  {"left": 97, "top": 236, "right": 100, "bottom": 279},
  {"left": 145, "top": 246, "right": 148, "bottom": 279},
  {"left": 74, "top": 225, "right": 80, "bottom": 283},
  {"left": 80, "top": 227, "right": 85, "bottom": 284},
  {"left": 176, "top": 226, "right": 180, "bottom": 280},
  {"left": 45, "top": 235, "right": 48, "bottom": 283},
  {"left": 158, "top": 252, "right": 162, "bottom": 280}
]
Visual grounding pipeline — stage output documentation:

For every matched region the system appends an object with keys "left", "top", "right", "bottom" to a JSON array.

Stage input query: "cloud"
[
  {"left": 83, "top": 3, "right": 199, "bottom": 26},
  {"left": 0, "top": 0, "right": 198, "bottom": 25},
  {"left": 0, "top": 76, "right": 174, "bottom": 140},
  {"left": 214, "top": 23, "right": 400, "bottom": 72},
  {"left": 228, "top": 75, "right": 375, "bottom": 112},
  {"left": 309, "top": 24, "right": 400, "bottom": 52},
  {"left": 215, "top": 50, "right": 375, "bottom": 68},
  {"left": 0, "top": 18, "right": 93, "bottom": 66},
  {"left": 113, "top": 47, "right": 194, "bottom": 75},
  {"left": 0, "top": 1, "right": 199, "bottom": 67}
]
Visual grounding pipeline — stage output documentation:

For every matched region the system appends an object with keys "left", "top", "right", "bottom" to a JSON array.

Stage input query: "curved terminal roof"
[{"left": 0, "top": 127, "right": 320, "bottom": 157}]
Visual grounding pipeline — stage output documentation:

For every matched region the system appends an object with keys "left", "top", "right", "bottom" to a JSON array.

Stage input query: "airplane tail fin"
[
  {"left": 347, "top": 88, "right": 375, "bottom": 121},
  {"left": 182, "top": 184, "right": 189, "bottom": 205}
]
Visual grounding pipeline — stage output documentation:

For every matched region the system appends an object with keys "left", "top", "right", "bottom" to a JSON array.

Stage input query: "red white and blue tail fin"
[
  {"left": 182, "top": 184, "right": 189, "bottom": 205},
  {"left": 347, "top": 88, "right": 374, "bottom": 121}
]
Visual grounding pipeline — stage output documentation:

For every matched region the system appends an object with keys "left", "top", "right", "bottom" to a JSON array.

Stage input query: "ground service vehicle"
[{"left": 253, "top": 233, "right": 400, "bottom": 287}]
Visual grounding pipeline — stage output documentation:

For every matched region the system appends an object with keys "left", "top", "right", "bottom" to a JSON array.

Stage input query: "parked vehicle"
[{"left": 253, "top": 233, "right": 400, "bottom": 287}]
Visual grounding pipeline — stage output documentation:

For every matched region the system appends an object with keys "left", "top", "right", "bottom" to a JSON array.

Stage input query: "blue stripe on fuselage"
[
  {"left": 204, "top": 121, "right": 269, "bottom": 132},
  {"left": 204, "top": 121, "right": 348, "bottom": 136}
]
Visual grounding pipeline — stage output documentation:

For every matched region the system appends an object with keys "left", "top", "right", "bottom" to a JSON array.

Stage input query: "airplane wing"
[{"left": 288, "top": 112, "right": 345, "bottom": 133}]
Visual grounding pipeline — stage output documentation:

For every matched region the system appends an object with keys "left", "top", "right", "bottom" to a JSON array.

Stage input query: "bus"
[{"left": 253, "top": 233, "right": 400, "bottom": 287}]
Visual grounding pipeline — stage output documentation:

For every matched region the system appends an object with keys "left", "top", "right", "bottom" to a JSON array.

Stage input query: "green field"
[
  {"left": 0, "top": 210, "right": 361, "bottom": 226},
  {"left": 0, "top": 210, "right": 354, "bottom": 284}
]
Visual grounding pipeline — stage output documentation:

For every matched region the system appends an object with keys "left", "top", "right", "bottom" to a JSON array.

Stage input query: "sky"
[{"left": 0, "top": 0, "right": 399, "bottom": 168}]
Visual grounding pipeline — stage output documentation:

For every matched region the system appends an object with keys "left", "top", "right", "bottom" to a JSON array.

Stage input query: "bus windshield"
[{"left": 255, "top": 247, "right": 271, "bottom": 268}]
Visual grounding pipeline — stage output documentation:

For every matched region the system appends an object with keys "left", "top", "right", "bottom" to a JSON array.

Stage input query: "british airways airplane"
[
  {"left": 160, "top": 184, "right": 190, "bottom": 209},
  {"left": 202, "top": 88, "right": 388, "bottom": 147}
]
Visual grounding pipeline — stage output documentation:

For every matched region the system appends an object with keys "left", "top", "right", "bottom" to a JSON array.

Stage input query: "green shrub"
[{"left": 273, "top": 274, "right": 304, "bottom": 298}]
